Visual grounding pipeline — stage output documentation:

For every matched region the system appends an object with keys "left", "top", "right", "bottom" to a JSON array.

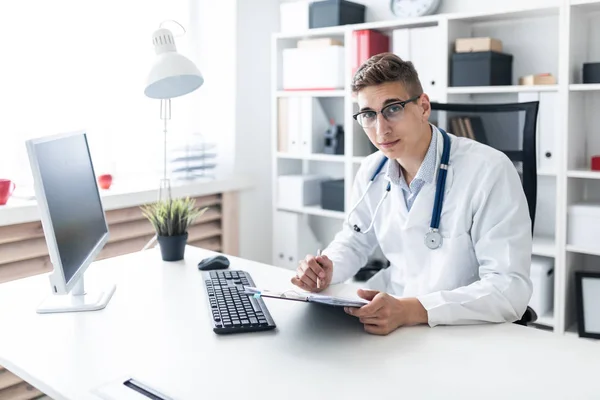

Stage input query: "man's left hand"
[{"left": 344, "top": 289, "right": 428, "bottom": 335}]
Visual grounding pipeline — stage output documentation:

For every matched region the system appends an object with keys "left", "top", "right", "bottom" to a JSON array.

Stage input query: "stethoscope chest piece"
[{"left": 425, "top": 230, "right": 443, "bottom": 250}]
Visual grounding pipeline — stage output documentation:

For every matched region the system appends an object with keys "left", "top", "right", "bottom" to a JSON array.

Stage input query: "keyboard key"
[
  {"left": 241, "top": 319, "right": 250, "bottom": 325},
  {"left": 250, "top": 317, "right": 258, "bottom": 324}
]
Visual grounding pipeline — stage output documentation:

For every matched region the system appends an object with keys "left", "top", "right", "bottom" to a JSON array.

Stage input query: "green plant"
[{"left": 141, "top": 197, "right": 208, "bottom": 237}]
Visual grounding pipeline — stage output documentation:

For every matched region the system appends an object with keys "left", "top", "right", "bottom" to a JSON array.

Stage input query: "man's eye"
[
  {"left": 362, "top": 111, "right": 376, "bottom": 120},
  {"left": 386, "top": 105, "right": 402, "bottom": 114}
]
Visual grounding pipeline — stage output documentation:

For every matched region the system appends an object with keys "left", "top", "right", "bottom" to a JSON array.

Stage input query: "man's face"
[{"left": 355, "top": 81, "right": 429, "bottom": 160}]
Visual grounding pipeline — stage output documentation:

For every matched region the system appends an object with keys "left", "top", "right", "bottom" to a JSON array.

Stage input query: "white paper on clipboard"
[{"left": 244, "top": 287, "right": 368, "bottom": 308}]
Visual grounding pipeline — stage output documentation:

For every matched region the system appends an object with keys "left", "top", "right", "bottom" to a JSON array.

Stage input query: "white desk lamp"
[
  {"left": 144, "top": 21, "right": 204, "bottom": 202},
  {"left": 141, "top": 22, "right": 203, "bottom": 252}
]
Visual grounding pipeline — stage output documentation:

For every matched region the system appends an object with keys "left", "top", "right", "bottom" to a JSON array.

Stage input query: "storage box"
[
  {"left": 455, "top": 37, "right": 503, "bottom": 53},
  {"left": 298, "top": 38, "right": 344, "bottom": 49},
  {"left": 529, "top": 256, "right": 554, "bottom": 317},
  {"left": 280, "top": 1, "right": 310, "bottom": 33},
  {"left": 583, "top": 62, "right": 600, "bottom": 84},
  {"left": 568, "top": 203, "right": 600, "bottom": 249},
  {"left": 278, "top": 175, "right": 326, "bottom": 208},
  {"left": 309, "top": 0, "right": 365, "bottom": 29},
  {"left": 282, "top": 46, "right": 345, "bottom": 90},
  {"left": 451, "top": 51, "right": 513, "bottom": 87},
  {"left": 519, "top": 73, "right": 557, "bottom": 86},
  {"left": 321, "top": 179, "right": 345, "bottom": 212}
]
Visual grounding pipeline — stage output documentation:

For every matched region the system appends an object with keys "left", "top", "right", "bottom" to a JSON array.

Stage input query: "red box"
[{"left": 352, "top": 30, "right": 390, "bottom": 76}]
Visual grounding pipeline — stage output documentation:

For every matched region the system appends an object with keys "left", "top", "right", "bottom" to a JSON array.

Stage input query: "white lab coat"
[{"left": 324, "top": 125, "right": 533, "bottom": 327}]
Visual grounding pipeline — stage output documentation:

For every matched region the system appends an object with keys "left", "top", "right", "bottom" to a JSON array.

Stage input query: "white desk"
[{"left": 0, "top": 246, "right": 599, "bottom": 400}]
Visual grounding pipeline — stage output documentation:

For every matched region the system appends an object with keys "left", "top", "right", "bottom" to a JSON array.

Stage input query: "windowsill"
[{"left": 0, "top": 175, "right": 254, "bottom": 227}]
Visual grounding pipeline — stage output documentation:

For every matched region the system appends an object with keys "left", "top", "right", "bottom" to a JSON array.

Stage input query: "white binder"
[
  {"left": 299, "top": 97, "right": 330, "bottom": 154},
  {"left": 518, "top": 92, "right": 557, "bottom": 172},
  {"left": 392, "top": 26, "right": 443, "bottom": 101}
]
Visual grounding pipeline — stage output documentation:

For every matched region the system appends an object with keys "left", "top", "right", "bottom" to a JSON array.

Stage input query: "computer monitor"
[{"left": 26, "top": 130, "right": 116, "bottom": 313}]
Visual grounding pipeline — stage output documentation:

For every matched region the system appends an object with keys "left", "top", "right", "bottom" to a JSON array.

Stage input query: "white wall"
[
  {"left": 279, "top": 0, "right": 559, "bottom": 22},
  {"left": 235, "top": 0, "right": 280, "bottom": 263}
]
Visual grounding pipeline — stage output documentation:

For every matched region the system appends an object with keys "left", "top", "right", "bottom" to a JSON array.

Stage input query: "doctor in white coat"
[{"left": 291, "top": 52, "right": 533, "bottom": 335}]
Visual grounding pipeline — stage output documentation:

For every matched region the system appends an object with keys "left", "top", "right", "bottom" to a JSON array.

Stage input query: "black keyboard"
[{"left": 202, "top": 270, "right": 276, "bottom": 334}]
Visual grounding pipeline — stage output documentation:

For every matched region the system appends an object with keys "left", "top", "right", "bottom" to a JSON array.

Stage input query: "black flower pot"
[{"left": 157, "top": 232, "right": 188, "bottom": 261}]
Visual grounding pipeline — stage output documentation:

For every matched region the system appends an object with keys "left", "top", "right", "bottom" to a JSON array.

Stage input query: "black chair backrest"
[{"left": 430, "top": 101, "right": 540, "bottom": 232}]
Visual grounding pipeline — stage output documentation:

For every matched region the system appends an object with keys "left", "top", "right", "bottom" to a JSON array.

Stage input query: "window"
[{"left": 0, "top": 0, "right": 229, "bottom": 196}]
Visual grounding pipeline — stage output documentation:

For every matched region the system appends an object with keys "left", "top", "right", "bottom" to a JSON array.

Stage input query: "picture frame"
[{"left": 575, "top": 271, "right": 600, "bottom": 340}]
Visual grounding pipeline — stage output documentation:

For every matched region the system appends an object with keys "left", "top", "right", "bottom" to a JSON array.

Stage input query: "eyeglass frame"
[{"left": 352, "top": 94, "right": 422, "bottom": 128}]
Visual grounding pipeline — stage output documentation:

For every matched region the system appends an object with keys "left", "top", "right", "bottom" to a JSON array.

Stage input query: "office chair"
[{"left": 430, "top": 101, "right": 540, "bottom": 326}]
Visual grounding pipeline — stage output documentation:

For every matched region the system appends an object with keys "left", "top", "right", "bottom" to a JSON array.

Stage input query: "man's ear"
[{"left": 419, "top": 94, "right": 432, "bottom": 122}]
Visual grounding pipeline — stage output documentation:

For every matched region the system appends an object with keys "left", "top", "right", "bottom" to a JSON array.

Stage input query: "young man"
[{"left": 291, "top": 53, "right": 533, "bottom": 335}]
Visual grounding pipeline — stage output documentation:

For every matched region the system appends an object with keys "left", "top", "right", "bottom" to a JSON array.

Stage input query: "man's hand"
[
  {"left": 344, "top": 289, "right": 429, "bottom": 335},
  {"left": 291, "top": 253, "right": 333, "bottom": 292}
]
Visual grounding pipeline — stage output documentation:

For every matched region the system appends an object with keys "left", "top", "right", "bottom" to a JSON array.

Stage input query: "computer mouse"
[{"left": 198, "top": 255, "right": 230, "bottom": 271}]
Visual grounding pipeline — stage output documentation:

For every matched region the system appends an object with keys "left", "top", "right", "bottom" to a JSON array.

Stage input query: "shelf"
[
  {"left": 532, "top": 236, "right": 556, "bottom": 257},
  {"left": 567, "top": 169, "right": 600, "bottom": 179},
  {"left": 534, "top": 311, "right": 555, "bottom": 328},
  {"left": 538, "top": 169, "right": 557, "bottom": 177},
  {"left": 277, "top": 205, "right": 346, "bottom": 220},
  {"left": 277, "top": 153, "right": 345, "bottom": 162},
  {"left": 570, "top": 84, "right": 600, "bottom": 92},
  {"left": 274, "top": 25, "right": 347, "bottom": 40},
  {"left": 276, "top": 90, "right": 346, "bottom": 98},
  {"left": 447, "top": 5, "right": 559, "bottom": 23},
  {"left": 447, "top": 85, "right": 558, "bottom": 95},
  {"left": 566, "top": 245, "right": 600, "bottom": 257},
  {"left": 570, "top": 0, "right": 600, "bottom": 10}
]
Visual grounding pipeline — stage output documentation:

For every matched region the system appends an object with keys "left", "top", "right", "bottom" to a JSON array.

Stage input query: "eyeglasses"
[{"left": 352, "top": 95, "right": 421, "bottom": 129}]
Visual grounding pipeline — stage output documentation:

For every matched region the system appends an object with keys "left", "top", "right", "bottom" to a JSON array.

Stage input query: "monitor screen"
[{"left": 33, "top": 133, "right": 108, "bottom": 284}]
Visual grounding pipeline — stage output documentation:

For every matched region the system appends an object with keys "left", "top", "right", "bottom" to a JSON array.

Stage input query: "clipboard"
[{"left": 243, "top": 287, "right": 368, "bottom": 308}]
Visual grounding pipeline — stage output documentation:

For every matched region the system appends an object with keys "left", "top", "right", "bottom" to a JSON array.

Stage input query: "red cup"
[
  {"left": 0, "top": 179, "right": 16, "bottom": 205},
  {"left": 98, "top": 174, "right": 113, "bottom": 190},
  {"left": 592, "top": 156, "right": 600, "bottom": 172}
]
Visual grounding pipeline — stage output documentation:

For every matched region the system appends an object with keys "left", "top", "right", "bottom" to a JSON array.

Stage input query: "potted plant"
[{"left": 141, "top": 197, "right": 208, "bottom": 261}]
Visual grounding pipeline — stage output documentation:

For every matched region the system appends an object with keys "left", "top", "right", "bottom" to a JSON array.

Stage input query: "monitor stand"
[{"left": 36, "top": 276, "right": 116, "bottom": 314}]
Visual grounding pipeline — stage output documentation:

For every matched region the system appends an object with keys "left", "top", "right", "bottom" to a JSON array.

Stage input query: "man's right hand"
[{"left": 291, "top": 253, "right": 333, "bottom": 293}]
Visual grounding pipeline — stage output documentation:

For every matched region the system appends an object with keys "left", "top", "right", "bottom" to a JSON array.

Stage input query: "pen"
[{"left": 316, "top": 249, "right": 321, "bottom": 289}]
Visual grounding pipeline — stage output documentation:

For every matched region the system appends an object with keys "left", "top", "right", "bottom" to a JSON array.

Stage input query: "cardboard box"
[
  {"left": 282, "top": 46, "right": 345, "bottom": 90},
  {"left": 278, "top": 175, "right": 327, "bottom": 208},
  {"left": 455, "top": 37, "right": 503, "bottom": 53},
  {"left": 297, "top": 38, "right": 344, "bottom": 49},
  {"left": 529, "top": 256, "right": 554, "bottom": 317},
  {"left": 568, "top": 203, "right": 600, "bottom": 249},
  {"left": 519, "top": 74, "right": 557, "bottom": 85}
]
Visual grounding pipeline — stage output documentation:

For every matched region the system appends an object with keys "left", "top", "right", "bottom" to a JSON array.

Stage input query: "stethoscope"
[{"left": 347, "top": 128, "right": 451, "bottom": 250}]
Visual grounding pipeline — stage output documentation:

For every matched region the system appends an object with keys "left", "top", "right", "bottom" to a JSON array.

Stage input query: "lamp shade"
[{"left": 144, "top": 28, "right": 204, "bottom": 99}]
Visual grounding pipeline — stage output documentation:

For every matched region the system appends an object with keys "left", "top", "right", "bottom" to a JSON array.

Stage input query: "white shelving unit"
[{"left": 271, "top": 0, "right": 600, "bottom": 339}]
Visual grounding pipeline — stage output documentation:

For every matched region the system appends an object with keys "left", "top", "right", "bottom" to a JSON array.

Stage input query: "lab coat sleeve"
[
  {"left": 323, "top": 163, "right": 380, "bottom": 284},
  {"left": 416, "top": 155, "right": 533, "bottom": 327}
]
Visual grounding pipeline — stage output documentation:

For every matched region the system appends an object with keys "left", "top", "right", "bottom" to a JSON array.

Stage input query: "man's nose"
[{"left": 375, "top": 113, "right": 391, "bottom": 136}]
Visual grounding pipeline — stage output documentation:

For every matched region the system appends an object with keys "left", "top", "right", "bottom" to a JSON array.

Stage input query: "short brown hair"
[{"left": 351, "top": 52, "right": 423, "bottom": 97}]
